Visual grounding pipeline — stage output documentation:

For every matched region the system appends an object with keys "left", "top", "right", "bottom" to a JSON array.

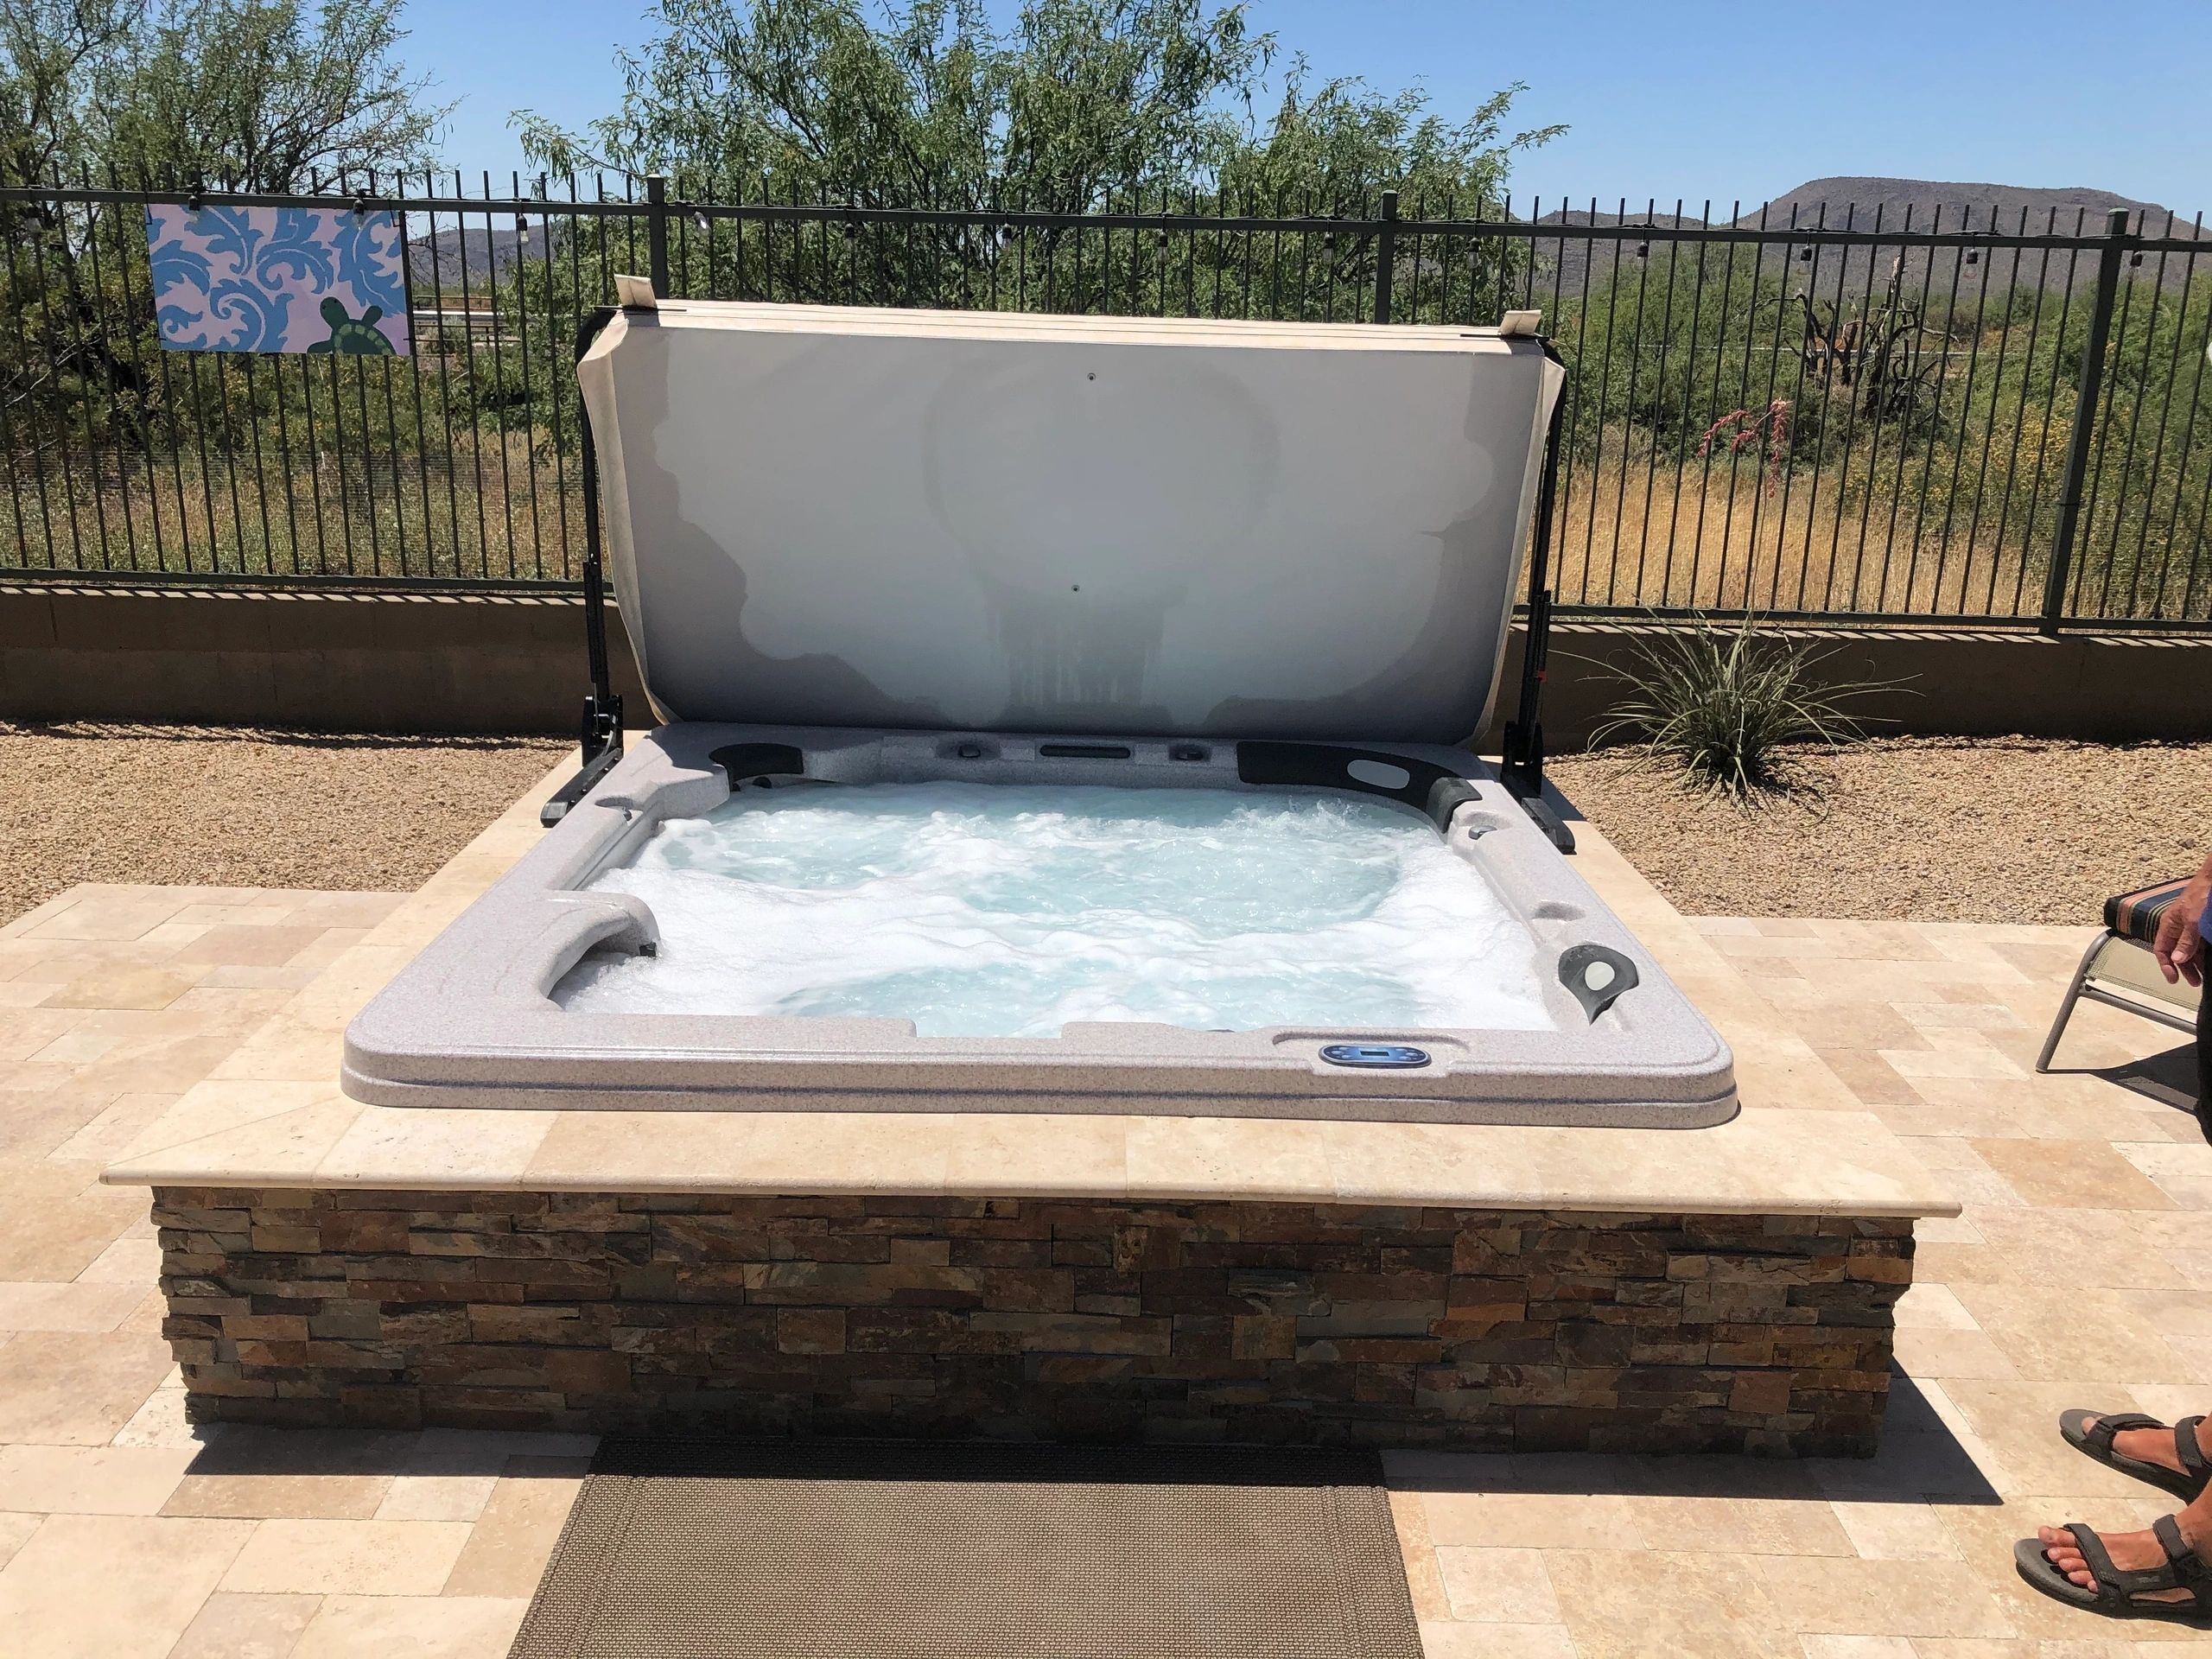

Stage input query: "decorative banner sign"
[{"left": 145, "top": 204, "right": 411, "bottom": 355}]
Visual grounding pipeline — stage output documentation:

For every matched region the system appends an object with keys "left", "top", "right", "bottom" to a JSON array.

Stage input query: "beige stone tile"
[
  {"left": 402, "top": 1427, "right": 598, "bottom": 1472},
  {"left": 2114, "top": 1143, "right": 2212, "bottom": 1211},
  {"left": 111, "top": 1377, "right": 214, "bottom": 1452},
  {"left": 1897, "top": 1326, "right": 2024, "bottom": 1381},
  {"left": 1624, "top": 1485, "right": 1856, "bottom": 1557},
  {"left": 220, "top": 1518, "right": 474, "bottom": 1596},
  {"left": 1969, "top": 1141, "right": 2177, "bottom": 1211},
  {"left": 1821, "top": 1047, "right": 1930, "bottom": 1107},
  {"left": 1938, "top": 1382, "right": 2173, "bottom": 1501},
  {"left": 165, "top": 1591, "right": 323, "bottom": 1659},
  {"left": 48, "top": 1092, "right": 182, "bottom": 1165},
  {"left": 1385, "top": 1449, "right": 1649, "bottom": 1497},
  {"left": 1916, "top": 1212, "right": 1986, "bottom": 1244},
  {"left": 0, "top": 1512, "right": 253, "bottom": 1659},
  {"left": 1902, "top": 1140, "right": 2029, "bottom": 1211},
  {"left": 1802, "top": 1640, "right": 1916, "bottom": 1659},
  {"left": 289, "top": 1593, "right": 528, "bottom": 1659},
  {"left": 1547, "top": 1548, "right": 1795, "bottom": 1659},
  {"left": 163, "top": 1475, "right": 394, "bottom": 1522},
  {"left": 0, "top": 1443, "right": 196, "bottom": 1515},
  {"left": 437, "top": 1471, "right": 581, "bottom": 1598},
  {"left": 170, "top": 925, "right": 332, "bottom": 969},
  {"left": 1893, "top": 1001, "right": 2030, "bottom": 1032},
  {"left": 40, "top": 969, "right": 196, "bottom": 1012},
  {"left": 312, "top": 1106, "right": 553, "bottom": 1187},
  {"left": 1797, "top": 1002, "right": 1933, "bottom": 1050},
  {"left": 28, "top": 896, "right": 194, "bottom": 943},
  {"left": 110, "top": 1076, "right": 343, "bottom": 1154},
  {"left": 0, "top": 1279, "right": 149, "bottom": 1333},
  {"left": 74, "top": 1236, "right": 161, "bottom": 1286},
  {"left": 1418, "top": 1620, "right": 1578, "bottom": 1658},
  {"left": 1950, "top": 1286, "right": 2201, "bottom": 1385},
  {"left": 1829, "top": 1498, "right": 1967, "bottom": 1560},
  {"left": 1897, "top": 1283, "right": 1983, "bottom": 1331},
  {"left": 374, "top": 1476, "right": 498, "bottom": 1522},
  {"left": 168, "top": 904, "right": 302, "bottom": 929},
  {"left": 942, "top": 1114, "right": 1130, "bottom": 1197},
  {"left": 1433, "top": 1546, "right": 1560, "bottom": 1623},
  {"left": 1885, "top": 1046, "right": 2029, "bottom": 1082},
  {"left": 0, "top": 1326, "right": 176, "bottom": 1445},
  {"left": 1387, "top": 1486, "right": 1451, "bottom": 1622},
  {"left": 1128, "top": 1116, "right": 1349, "bottom": 1204},
  {"left": 1923, "top": 1207, "right": 2198, "bottom": 1292},
  {"left": 1421, "top": 1490, "right": 1641, "bottom": 1550},
  {"left": 1754, "top": 1555, "right": 2016, "bottom": 1638},
  {"left": 0, "top": 1510, "right": 40, "bottom": 1572},
  {"left": 1910, "top": 1640, "right": 2134, "bottom": 1657},
  {"left": 207, "top": 1014, "right": 351, "bottom": 1084}
]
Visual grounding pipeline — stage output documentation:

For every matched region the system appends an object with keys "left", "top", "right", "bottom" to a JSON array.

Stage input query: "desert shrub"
[{"left": 1586, "top": 613, "right": 1900, "bottom": 798}]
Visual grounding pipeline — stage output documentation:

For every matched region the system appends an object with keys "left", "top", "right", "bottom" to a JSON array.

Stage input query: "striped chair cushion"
[{"left": 2106, "top": 879, "right": 2191, "bottom": 944}]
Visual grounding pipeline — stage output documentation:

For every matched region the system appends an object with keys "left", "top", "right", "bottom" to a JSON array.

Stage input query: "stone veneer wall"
[{"left": 154, "top": 1187, "right": 1911, "bottom": 1455}]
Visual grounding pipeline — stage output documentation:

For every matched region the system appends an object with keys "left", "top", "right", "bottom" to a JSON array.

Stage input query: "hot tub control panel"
[{"left": 1319, "top": 1043, "right": 1433, "bottom": 1069}]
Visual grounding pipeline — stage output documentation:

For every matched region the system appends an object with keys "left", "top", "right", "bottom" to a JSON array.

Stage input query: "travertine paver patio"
[{"left": 0, "top": 868, "right": 2209, "bottom": 1656}]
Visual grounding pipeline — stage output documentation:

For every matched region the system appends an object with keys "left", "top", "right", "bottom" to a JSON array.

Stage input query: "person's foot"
[
  {"left": 2039, "top": 1508, "right": 2212, "bottom": 1606},
  {"left": 2081, "top": 1413, "right": 2212, "bottom": 1480}
]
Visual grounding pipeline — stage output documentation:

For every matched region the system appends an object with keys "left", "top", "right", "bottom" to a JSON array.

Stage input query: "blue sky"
[{"left": 404, "top": 0, "right": 2212, "bottom": 218}]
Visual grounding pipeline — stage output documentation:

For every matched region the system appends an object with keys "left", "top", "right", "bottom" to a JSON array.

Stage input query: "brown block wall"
[{"left": 155, "top": 1185, "right": 1910, "bottom": 1456}]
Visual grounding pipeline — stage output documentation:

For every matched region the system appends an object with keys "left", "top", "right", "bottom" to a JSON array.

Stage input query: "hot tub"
[{"left": 341, "top": 298, "right": 1736, "bottom": 1128}]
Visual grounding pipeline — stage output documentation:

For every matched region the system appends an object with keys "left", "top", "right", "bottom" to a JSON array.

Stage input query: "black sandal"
[
  {"left": 2060, "top": 1408, "right": 2212, "bottom": 1503},
  {"left": 2014, "top": 1516, "right": 2212, "bottom": 1623}
]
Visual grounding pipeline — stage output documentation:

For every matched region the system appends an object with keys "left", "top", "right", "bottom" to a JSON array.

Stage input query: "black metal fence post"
[
  {"left": 645, "top": 174, "right": 672, "bottom": 299},
  {"left": 2042, "top": 207, "right": 2133, "bottom": 633},
  {"left": 1372, "top": 189, "right": 1399, "bottom": 326}
]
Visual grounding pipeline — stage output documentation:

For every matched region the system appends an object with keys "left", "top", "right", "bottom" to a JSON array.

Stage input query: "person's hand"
[{"left": 2153, "top": 874, "right": 2209, "bottom": 987}]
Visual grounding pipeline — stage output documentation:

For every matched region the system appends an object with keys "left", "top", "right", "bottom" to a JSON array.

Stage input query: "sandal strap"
[
  {"left": 2082, "top": 1412, "right": 2163, "bottom": 1454},
  {"left": 2069, "top": 1522, "right": 2184, "bottom": 1596},
  {"left": 2177, "top": 1418, "right": 2210, "bottom": 1478},
  {"left": 2153, "top": 1515, "right": 2212, "bottom": 1611},
  {"left": 2064, "top": 1519, "right": 2212, "bottom": 1610}
]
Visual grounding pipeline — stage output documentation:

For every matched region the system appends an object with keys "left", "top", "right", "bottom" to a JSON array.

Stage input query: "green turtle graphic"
[{"left": 307, "top": 296, "right": 397, "bottom": 355}]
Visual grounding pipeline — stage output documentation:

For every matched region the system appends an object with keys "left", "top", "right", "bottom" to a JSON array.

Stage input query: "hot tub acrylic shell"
[
  {"left": 340, "top": 301, "right": 1734, "bottom": 1126},
  {"left": 340, "top": 722, "right": 1737, "bottom": 1128}
]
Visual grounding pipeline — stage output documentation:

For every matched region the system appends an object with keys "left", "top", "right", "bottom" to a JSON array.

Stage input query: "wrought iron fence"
[{"left": 1, "top": 170, "right": 2207, "bottom": 628}]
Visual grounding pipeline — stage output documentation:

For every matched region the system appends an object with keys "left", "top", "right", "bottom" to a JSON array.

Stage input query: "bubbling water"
[{"left": 556, "top": 782, "right": 1554, "bottom": 1039}]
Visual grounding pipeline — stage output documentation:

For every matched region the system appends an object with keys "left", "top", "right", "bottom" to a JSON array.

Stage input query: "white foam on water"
[{"left": 556, "top": 782, "right": 1555, "bottom": 1039}]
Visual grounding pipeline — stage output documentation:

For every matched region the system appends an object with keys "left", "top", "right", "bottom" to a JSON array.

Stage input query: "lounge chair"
[{"left": 2037, "top": 879, "right": 2202, "bottom": 1071}]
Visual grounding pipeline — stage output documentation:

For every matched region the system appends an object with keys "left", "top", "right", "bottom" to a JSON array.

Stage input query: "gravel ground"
[
  {"left": 1550, "top": 735, "right": 2212, "bottom": 924},
  {"left": 0, "top": 722, "right": 568, "bottom": 924}
]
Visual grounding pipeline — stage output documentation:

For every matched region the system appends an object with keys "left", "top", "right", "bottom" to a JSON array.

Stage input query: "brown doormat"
[{"left": 510, "top": 1439, "right": 1422, "bottom": 1659}]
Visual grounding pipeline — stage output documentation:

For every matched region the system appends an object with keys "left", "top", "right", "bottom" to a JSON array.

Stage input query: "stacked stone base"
[{"left": 154, "top": 1187, "right": 1910, "bottom": 1455}]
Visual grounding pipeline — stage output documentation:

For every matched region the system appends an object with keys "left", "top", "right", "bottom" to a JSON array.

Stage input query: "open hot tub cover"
[{"left": 576, "top": 302, "right": 1565, "bottom": 743}]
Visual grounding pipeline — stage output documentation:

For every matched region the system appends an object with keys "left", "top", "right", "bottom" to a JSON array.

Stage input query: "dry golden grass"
[{"left": 1549, "top": 440, "right": 2043, "bottom": 617}]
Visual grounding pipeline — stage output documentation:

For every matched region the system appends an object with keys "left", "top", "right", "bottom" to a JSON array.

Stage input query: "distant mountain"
[
  {"left": 1738, "top": 177, "right": 2200, "bottom": 235},
  {"left": 1522, "top": 178, "right": 2202, "bottom": 308},
  {"left": 407, "top": 221, "right": 554, "bottom": 292}
]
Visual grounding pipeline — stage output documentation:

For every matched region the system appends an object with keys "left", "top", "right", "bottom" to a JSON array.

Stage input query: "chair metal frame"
[{"left": 2037, "top": 927, "right": 2201, "bottom": 1072}]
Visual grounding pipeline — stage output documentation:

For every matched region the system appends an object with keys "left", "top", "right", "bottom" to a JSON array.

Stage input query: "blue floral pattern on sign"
[{"left": 146, "top": 204, "right": 410, "bottom": 354}]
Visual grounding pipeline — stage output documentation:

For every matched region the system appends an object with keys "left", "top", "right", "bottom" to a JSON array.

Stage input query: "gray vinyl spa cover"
[{"left": 576, "top": 302, "right": 1564, "bottom": 743}]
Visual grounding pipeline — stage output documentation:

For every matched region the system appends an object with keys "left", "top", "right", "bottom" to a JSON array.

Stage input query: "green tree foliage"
[
  {"left": 1, "top": 0, "right": 447, "bottom": 188},
  {"left": 518, "top": 0, "right": 1556, "bottom": 215},
  {"left": 511, "top": 0, "right": 1557, "bottom": 322}
]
